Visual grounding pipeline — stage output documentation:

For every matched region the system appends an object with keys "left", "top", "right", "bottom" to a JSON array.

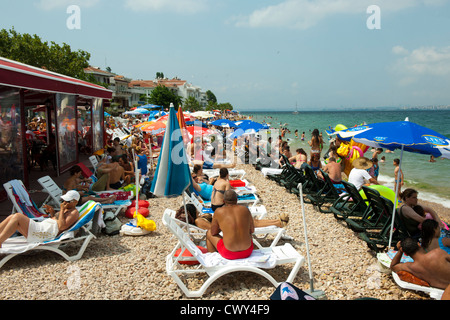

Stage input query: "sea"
[{"left": 241, "top": 109, "right": 450, "bottom": 208}]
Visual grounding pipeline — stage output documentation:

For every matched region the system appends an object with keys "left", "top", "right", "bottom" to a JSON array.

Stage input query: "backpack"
[{"left": 103, "top": 211, "right": 122, "bottom": 236}]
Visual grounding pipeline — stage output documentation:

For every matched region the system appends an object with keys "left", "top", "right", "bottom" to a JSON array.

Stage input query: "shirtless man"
[
  {"left": 320, "top": 157, "right": 342, "bottom": 183},
  {"left": 390, "top": 238, "right": 450, "bottom": 289},
  {"left": 98, "top": 158, "right": 125, "bottom": 190},
  {"left": 206, "top": 190, "right": 255, "bottom": 260}
]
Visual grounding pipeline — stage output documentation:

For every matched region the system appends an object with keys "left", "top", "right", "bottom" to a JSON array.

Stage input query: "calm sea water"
[{"left": 241, "top": 110, "right": 450, "bottom": 208}]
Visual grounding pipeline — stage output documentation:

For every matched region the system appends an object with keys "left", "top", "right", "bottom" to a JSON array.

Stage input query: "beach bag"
[{"left": 103, "top": 211, "right": 122, "bottom": 236}]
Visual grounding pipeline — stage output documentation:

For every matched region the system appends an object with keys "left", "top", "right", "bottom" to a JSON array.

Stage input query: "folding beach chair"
[
  {"left": 0, "top": 200, "right": 101, "bottom": 269},
  {"left": 162, "top": 209, "right": 305, "bottom": 298},
  {"left": 37, "top": 175, "right": 131, "bottom": 219},
  {"left": 185, "top": 192, "right": 290, "bottom": 248}
]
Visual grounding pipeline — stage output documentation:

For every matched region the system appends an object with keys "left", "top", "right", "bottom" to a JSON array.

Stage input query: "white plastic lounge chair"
[
  {"left": 89, "top": 155, "right": 99, "bottom": 175},
  {"left": 392, "top": 272, "right": 444, "bottom": 300},
  {"left": 162, "top": 209, "right": 305, "bottom": 298},
  {"left": 185, "top": 192, "right": 290, "bottom": 248},
  {"left": 0, "top": 200, "right": 101, "bottom": 269},
  {"left": 37, "top": 175, "right": 131, "bottom": 218},
  {"left": 3, "top": 180, "right": 47, "bottom": 219},
  {"left": 201, "top": 168, "right": 246, "bottom": 180}
]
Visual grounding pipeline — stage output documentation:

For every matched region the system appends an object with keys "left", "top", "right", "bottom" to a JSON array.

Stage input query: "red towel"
[{"left": 230, "top": 180, "right": 246, "bottom": 188}]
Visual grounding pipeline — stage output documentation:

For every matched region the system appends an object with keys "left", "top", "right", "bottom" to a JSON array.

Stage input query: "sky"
[{"left": 1, "top": 0, "right": 450, "bottom": 111}]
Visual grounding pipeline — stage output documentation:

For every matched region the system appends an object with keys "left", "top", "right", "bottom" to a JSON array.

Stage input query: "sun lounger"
[
  {"left": 162, "top": 209, "right": 305, "bottom": 298},
  {"left": 0, "top": 200, "right": 101, "bottom": 269},
  {"left": 3, "top": 180, "right": 47, "bottom": 219},
  {"left": 37, "top": 175, "right": 131, "bottom": 221},
  {"left": 391, "top": 272, "right": 444, "bottom": 300},
  {"left": 201, "top": 168, "right": 246, "bottom": 180},
  {"left": 185, "top": 192, "right": 290, "bottom": 248}
]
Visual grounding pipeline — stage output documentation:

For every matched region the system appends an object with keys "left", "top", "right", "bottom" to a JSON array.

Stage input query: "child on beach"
[{"left": 393, "top": 158, "right": 403, "bottom": 197}]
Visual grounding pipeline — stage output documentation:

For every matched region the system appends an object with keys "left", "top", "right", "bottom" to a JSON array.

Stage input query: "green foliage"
[
  {"left": 0, "top": 27, "right": 106, "bottom": 86},
  {"left": 184, "top": 96, "right": 203, "bottom": 111},
  {"left": 147, "top": 85, "right": 183, "bottom": 109},
  {"left": 206, "top": 90, "right": 217, "bottom": 103}
]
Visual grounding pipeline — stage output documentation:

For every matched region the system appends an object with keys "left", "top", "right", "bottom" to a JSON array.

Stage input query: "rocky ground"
[{"left": 0, "top": 163, "right": 448, "bottom": 300}]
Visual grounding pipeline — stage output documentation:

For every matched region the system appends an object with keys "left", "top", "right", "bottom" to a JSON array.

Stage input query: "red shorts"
[{"left": 217, "top": 239, "right": 254, "bottom": 260}]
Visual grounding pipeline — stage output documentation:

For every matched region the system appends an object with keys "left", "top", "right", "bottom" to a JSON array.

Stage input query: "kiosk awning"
[{"left": 0, "top": 57, "right": 112, "bottom": 99}]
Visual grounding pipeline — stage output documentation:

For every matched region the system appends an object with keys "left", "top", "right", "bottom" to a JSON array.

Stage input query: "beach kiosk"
[{"left": 0, "top": 57, "right": 112, "bottom": 202}]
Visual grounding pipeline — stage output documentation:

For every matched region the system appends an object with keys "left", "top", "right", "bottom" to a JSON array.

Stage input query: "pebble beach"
[{"left": 0, "top": 163, "right": 449, "bottom": 301}]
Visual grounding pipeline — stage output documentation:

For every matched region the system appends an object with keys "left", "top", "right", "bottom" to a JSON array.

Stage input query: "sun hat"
[
  {"left": 352, "top": 157, "right": 373, "bottom": 170},
  {"left": 60, "top": 190, "right": 81, "bottom": 202}
]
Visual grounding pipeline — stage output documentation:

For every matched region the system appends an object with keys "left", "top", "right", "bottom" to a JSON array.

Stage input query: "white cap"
[{"left": 60, "top": 190, "right": 80, "bottom": 202}]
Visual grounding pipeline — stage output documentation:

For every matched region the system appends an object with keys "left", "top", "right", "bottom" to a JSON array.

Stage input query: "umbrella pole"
[
  {"left": 183, "top": 186, "right": 190, "bottom": 237},
  {"left": 388, "top": 145, "right": 404, "bottom": 248},
  {"left": 299, "top": 183, "right": 326, "bottom": 299}
]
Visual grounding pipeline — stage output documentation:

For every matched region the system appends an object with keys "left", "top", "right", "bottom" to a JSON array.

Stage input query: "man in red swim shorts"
[{"left": 206, "top": 190, "right": 255, "bottom": 260}]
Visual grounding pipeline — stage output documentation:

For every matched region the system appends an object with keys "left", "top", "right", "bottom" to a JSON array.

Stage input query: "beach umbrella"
[
  {"left": 177, "top": 106, "right": 190, "bottom": 145},
  {"left": 191, "top": 111, "right": 214, "bottom": 119},
  {"left": 150, "top": 103, "right": 193, "bottom": 233},
  {"left": 134, "top": 108, "right": 152, "bottom": 115},
  {"left": 210, "top": 119, "right": 237, "bottom": 128},
  {"left": 186, "top": 126, "right": 215, "bottom": 138},
  {"left": 340, "top": 119, "right": 450, "bottom": 247},
  {"left": 141, "top": 121, "right": 166, "bottom": 135},
  {"left": 228, "top": 120, "right": 266, "bottom": 140}
]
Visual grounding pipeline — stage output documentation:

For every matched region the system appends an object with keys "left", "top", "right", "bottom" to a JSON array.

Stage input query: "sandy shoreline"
[{"left": 0, "top": 163, "right": 448, "bottom": 300}]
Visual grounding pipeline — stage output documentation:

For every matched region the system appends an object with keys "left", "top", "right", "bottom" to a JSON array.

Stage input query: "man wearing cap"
[
  {"left": 0, "top": 190, "right": 80, "bottom": 247},
  {"left": 348, "top": 157, "right": 379, "bottom": 190}
]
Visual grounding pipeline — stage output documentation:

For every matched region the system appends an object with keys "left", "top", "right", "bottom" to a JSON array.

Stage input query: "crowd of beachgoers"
[{"left": 1, "top": 108, "right": 449, "bottom": 301}]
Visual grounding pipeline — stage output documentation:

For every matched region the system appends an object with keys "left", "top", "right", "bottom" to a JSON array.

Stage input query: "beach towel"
[
  {"left": 10, "top": 181, "right": 46, "bottom": 219},
  {"left": 199, "top": 250, "right": 277, "bottom": 268},
  {"left": 230, "top": 180, "right": 246, "bottom": 188},
  {"left": 261, "top": 168, "right": 283, "bottom": 177}
]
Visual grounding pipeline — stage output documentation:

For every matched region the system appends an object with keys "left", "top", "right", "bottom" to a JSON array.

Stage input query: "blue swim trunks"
[{"left": 203, "top": 161, "right": 214, "bottom": 169}]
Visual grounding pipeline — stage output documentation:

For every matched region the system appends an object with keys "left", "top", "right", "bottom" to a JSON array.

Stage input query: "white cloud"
[
  {"left": 124, "top": 0, "right": 209, "bottom": 14},
  {"left": 36, "top": 0, "right": 101, "bottom": 10},
  {"left": 232, "top": 0, "right": 449, "bottom": 30},
  {"left": 392, "top": 46, "right": 450, "bottom": 86},
  {"left": 392, "top": 46, "right": 410, "bottom": 56}
]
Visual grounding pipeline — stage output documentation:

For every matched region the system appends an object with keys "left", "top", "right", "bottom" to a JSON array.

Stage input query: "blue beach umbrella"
[
  {"left": 229, "top": 120, "right": 266, "bottom": 139},
  {"left": 151, "top": 103, "right": 192, "bottom": 197},
  {"left": 210, "top": 119, "right": 237, "bottom": 128},
  {"left": 134, "top": 108, "right": 152, "bottom": 115},
  {"left": 340, "top": 119, "right": 450, "bottom": 247}
]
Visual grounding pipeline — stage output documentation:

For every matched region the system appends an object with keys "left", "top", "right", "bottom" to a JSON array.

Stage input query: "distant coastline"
[{"left": 240, "top": 106, "right": 450, "bottom": 113}]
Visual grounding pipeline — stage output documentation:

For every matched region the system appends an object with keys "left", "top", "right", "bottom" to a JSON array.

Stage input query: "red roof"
[{"left": 0, "top": 57, "right": 113, "bottom": 99}]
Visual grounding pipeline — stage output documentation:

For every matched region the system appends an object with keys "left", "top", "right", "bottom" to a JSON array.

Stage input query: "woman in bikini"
[
  {"left": 308, "top": 128, "right": 323, "bottom": 159},
  {"left": 211, "top": 168, "right": 231, "bottom": 212},
  {"left": 289, "top": 148, "right": 307, "bottom": 169}
]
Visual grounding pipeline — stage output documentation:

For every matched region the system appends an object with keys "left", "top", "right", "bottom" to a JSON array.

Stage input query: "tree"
[
  {"left": 156, "top": 72, "right": 165, "bottom": 79},
  {"left": 0, "top": 28, "right": 91, "bottom": 81},
  {"left": 206, "top": 90, "right": 217, "bottom": 104},
  {"left": 147, "top": 85, "right": 182, "bottom": 109},
  {"left": 183, "top": 96, "right": 202, "bottom": 112}
]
